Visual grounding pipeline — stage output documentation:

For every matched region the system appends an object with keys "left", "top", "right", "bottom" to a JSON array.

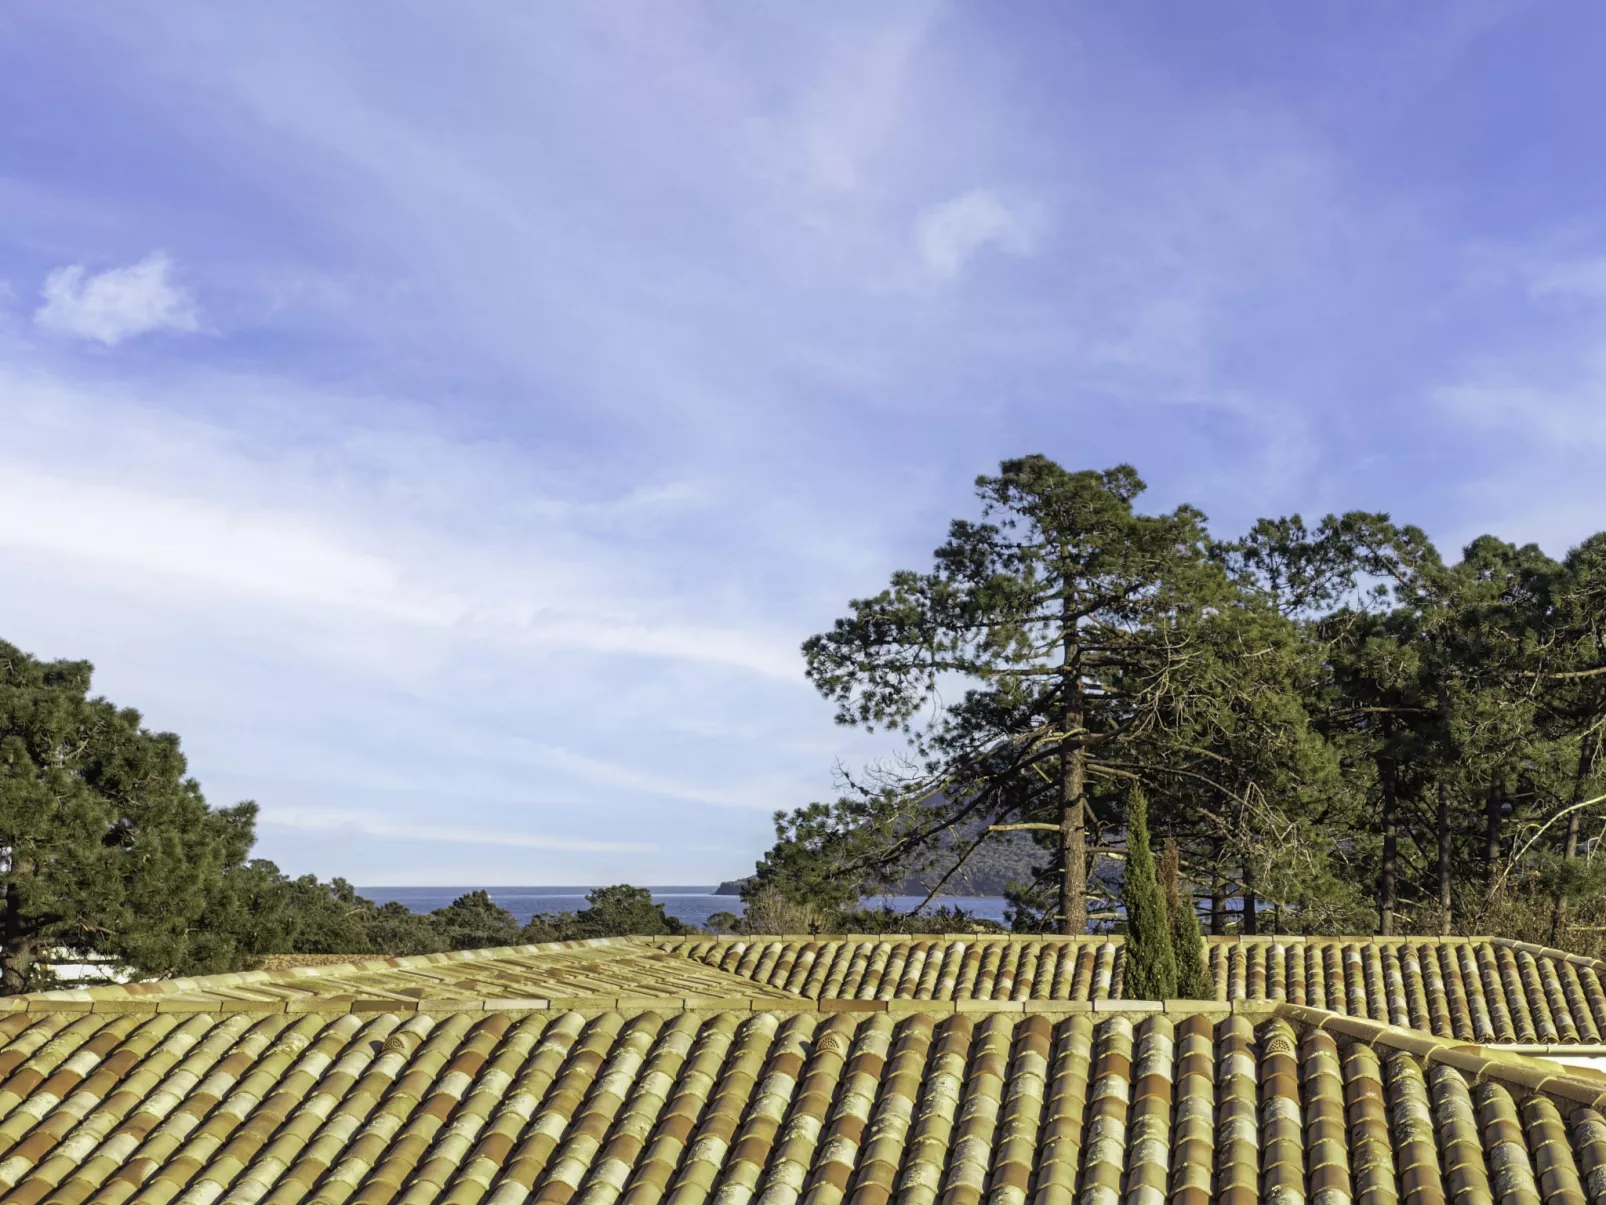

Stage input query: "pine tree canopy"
[
  {"left": 764, "top": 454, "right": 1606, "bottom": 953},
  {"left": 0, "top": 640, "right": 260, "bottom": 991},
  {"left": 803, "top": 457, "right": 1233, "bottom": 933}
]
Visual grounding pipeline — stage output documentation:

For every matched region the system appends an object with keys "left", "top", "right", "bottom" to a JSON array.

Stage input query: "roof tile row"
[
  {"left": 20, "top": 946, "right": 796, "bottom": 1010},
  {"left": 6, "top": 1003, "right": 1606, "bottom": 1205},
  {"left": 664, "top": 936, "right": 1606, "bottom": 1044}
]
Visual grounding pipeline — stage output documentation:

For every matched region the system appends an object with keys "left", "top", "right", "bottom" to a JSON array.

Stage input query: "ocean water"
[{"left": 359, "top": 886, "right": 1010, "bottom": 930}]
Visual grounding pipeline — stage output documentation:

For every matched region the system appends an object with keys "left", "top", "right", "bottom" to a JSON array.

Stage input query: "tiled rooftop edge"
[
  {"left": 7, "top": 989, "right": 1606, "bottom": 1110},
  {"left": 658, "top": 933, "right": 1538, "bottom": 946},
  {"left": 1274, "top": 1001, "right": 1606, "bottom": 1108},
  {"left": 18, "top": 935, "right": 651, "bottom": 1002},
  {"left": 21, "top": 931, "right": 1606, "bottom": 1009}
]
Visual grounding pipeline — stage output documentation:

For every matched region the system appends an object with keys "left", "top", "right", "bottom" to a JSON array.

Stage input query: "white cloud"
[
  {"left": 34, "top": 252, "right": 198, "bottom": 345},
  {"left": 527, "top": 743, "right": 801, "bottom": 810},
  {"left": 1526, "top": 255, "right": 1606, "bottom": 302},
  {"left": 915, "top": 189, "right": 1039, "bottom": 278},
  {"left": 1437, "top": 378, "right": 1606, "bottom": 448},
  {"left": 0, "top": 371, "right": 805, "bottom": 682},
  {"left": 261, "top": 806, "right": 652, "bottom": 852},
  {"left": 0, "top": 465, "right": 454, "bottom": 622}
]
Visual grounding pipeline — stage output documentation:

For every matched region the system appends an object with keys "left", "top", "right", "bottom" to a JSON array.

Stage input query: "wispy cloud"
[
  {"left": 0, "top": 369, "right": 805, "bottom": 681},
  {"left": 916, "top": 190, "right": 1039, "bottom": 278},
  {"left": 261, "top": 806, "right": 652, "bottom": 853},
  {"left": 1527, "top": 256, "right": 1606, "bottom": 302},
  {"left": 34, "top": 252, "right": 197, "bottom": 345},
  {"left": 3, "top": 2, "right": 1600, "bottom": 885}
]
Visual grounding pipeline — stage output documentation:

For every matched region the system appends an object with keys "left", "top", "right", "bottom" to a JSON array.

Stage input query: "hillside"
[{"left": 718, "top": 825, "right": 1049, "bottom": 899}]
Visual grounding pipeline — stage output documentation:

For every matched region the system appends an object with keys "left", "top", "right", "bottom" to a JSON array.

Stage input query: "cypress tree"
[
  {"left": 1121, "top": 786, "right": 1176, "bottom": 999},
  {"left": 1161, "top": 837, "right": 1213, "bottom": 998}
]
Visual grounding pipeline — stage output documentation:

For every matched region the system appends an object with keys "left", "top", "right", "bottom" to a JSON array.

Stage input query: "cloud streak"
[
  {"left": 35, "top": 252, "right": 197, "bottom": 345},
  {"left": 916, "top": 190, "right": 1039, "bottom": 277},
  {"left": 262, "top": 806, "right": 653, "bottom": 853},
  {"left": 2, "top": 3, "right": 1603, "bottom": 884}
]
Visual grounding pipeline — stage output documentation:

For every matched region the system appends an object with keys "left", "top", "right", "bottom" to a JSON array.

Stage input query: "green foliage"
[
  {"left": 211, "top": 876, "right": 510, "bottom": 962},
  {"left": 572, "top": 884, "right": 688, "bottom": 937},
  {"left": 743, "top": 803, "right": 868, "bottom": 913},
  {"left": 829, "top": 905, "right": 1006, "bottom": 936},
  {"left": 0, "top": 640, "right": 265, "bottom": 990},
  {"left": 1120, "top": 788, "right": 1175, "bottom": 1000},
  {"left": 518, "top": 884, "right": 689, "bottom": 942},
  {"left": 761, "top": 455, "right": 1606, "bottom": 946},
  {"left": 1161, "top": 838, "right": 1212, "bottom": 999},
  {"left": 14, "top": 457, "right": 1606, "bottom": 988},
  {"left": 801, "top": 457, "right": 1236, "bottom": 934},
  {"left": 230, "top": 879, "right": 687, "bottom": 965},
  {"left": 434, "top": 889, "right": 523, "bottom": 949},
  {"left": 733, "top": 887, "right": 833, "bottom": 936}
]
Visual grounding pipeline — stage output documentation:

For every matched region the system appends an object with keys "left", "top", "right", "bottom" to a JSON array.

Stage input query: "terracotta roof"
[
  {"left": 11, "top": 940, "right": 798, "bottom": 1012},
  {"left": 2, "top": 996, "right": 1606, "bottom": 1205},
  {"left": 256, "top": 957, "right": 377, "bottom": 973},
  {"left": 659, "top": 935, "right": 1606, "bottom": 1044}
]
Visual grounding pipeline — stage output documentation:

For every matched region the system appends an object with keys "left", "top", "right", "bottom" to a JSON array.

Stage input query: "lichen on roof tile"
[
  {"left": 8, "top": 997, "right": 1606, "bottom": 1205},
  {"left": 662, "top": 936, "right": 1606, "bottom": 1045}
]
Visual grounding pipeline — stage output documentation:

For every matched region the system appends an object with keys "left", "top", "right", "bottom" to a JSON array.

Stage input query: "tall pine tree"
[{"left": 804, "top": 457, "right": 1228, "bottom": 934}]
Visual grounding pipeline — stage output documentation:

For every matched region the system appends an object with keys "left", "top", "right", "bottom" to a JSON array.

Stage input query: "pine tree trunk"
[
  {"left": 1553, "top": 740, "right": 1597, "bottom": 942},
  {"left": 1059, "top": 615, "right": 1087, "bottom": 935},
  {"left": 0, "top": 885, "right": 32, "bottom": 996},
  {"left": 0, "top": 946, "right": 32, "bottom": 996},
  {"left": 1565, "top": 739, "right": 1594, "bottom": 859},
  {"left": 1209, "top": 840, "right": 1226, "bottom": 936},
  {"left": 1436, "top": 687, "right": 1453, "bottom": 935},
  {"left": 1485, "top": 782, "right": 1503, "bottom": 867},
  {"left": 1242, "top": 862, "right": 1258, "bottom": 935},
  {"left": 1437, "top": 780, "right": 1452, "bottom": 935},
  {"left": 1379, "top": 753, "right": 1398, "bottom": 936}
]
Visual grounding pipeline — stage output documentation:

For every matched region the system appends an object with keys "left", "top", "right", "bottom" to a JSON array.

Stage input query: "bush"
[
  {"left": 830, "top": 905, "right": 1006, "bottom": 935},
  {"left": 734, "top": 887, "right": 833, "bottom": 935},
  {"left": 519, "top": 884, "right": 689, "bottom": 942}
]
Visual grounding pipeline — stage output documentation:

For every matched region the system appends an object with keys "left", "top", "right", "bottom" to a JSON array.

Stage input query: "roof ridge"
[
  {"left": 19, "top": 936, "right": 643, "bottom": 1002},
  {"left": 1272, "top": 1000, "right": 1606, "bottom": 1109},
  {"left": 1488, "top": 934, "right": 1606, "bottom": 972},
  {"left": 661, "top": 933, "right": 1503, "bottom": 944}
]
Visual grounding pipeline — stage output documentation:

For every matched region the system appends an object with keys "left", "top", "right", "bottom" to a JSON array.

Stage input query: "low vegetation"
[
  {"left": 0, "top": 637, "right": 691, "bottom": 991},
  {"left": 247, "top": 881, "right": 688, "bottom": 965}
]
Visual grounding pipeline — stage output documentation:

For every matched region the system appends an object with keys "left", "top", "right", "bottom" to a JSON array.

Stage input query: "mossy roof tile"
[
  {"left": 662, "top": 936, "right": 1606, "bottom": 1042},
  {"left": 2, "top": 997, "right": 1605, "bottom": 1204}
]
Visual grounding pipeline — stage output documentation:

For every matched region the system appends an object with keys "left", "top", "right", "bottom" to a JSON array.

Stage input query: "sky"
[{"left": 2, "top": 2, "right": 1604, "bottom": 887}]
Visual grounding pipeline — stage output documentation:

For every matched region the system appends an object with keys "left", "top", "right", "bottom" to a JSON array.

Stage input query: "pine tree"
[
  {"left": 1121, "top": 786, "right": 1176, "bottom": 999},
  {"left": 1161, "top": 837, "right": 1213, "bottom": 998},
  {"left": 804, "top": 457, "right": 1229, "bottom": 934},
  {"left": 0, "top": 640, "right": 263, "bottom": 990}
]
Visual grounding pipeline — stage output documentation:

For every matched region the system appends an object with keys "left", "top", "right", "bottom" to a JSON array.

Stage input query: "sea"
[{"left": 359, "top": 886, "right": 1011, "bottom": 930}]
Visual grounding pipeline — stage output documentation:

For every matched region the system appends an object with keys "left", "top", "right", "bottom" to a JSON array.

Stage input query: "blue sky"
[{"left": 2, "top": 3, "right": 1602, "bottom": 886}]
